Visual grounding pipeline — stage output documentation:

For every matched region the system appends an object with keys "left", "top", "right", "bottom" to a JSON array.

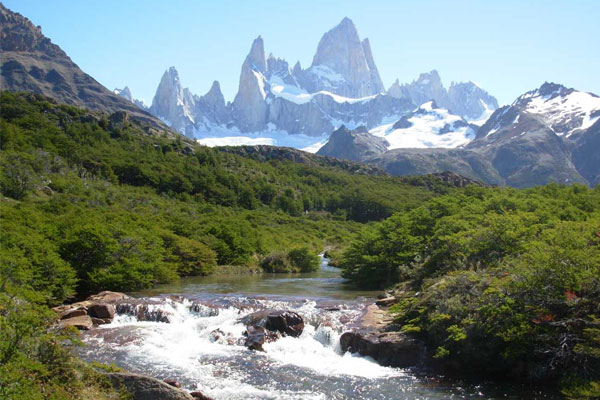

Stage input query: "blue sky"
[{"left": 5, "top": 0, "right": 599, "bottom": 106}]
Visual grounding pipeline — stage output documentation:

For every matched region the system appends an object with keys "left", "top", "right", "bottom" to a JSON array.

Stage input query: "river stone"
[
  {"left": 88, "top": 303, "right": 115, "bottom": 319},
  {"left": 106, "top": 372, "right": 194, "bottom": 400},
  {"left": 265, "top": 311, "right": 304, "bottom": 337},
  {"left": 340, "top": 330, "right": 425, "bottom": 368},
  {"left": 190, "top": 390, "right": 214, "bottom": 400},
  {"left": 244, "top": 325, "right": 267, "bottom": 351},
  {"left": 59, "top": 315, "right": 93, "bottom": 330},
  {"left": 87, "top": 291, "right": 129, "bottom": 304},
  {"left": 60, "top": 308, "right": 87, "bottom": 320},
  {"left": 91, "top": 317, "right": 109, "bottom": 326}
]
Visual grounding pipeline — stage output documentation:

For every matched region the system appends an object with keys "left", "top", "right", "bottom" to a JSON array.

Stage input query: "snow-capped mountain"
[
  {"left": 295, "top": 17, "right": 385, "bottom": 98},
  {"left": 387, "top": 70, "right": 498, "bottom": 123},
  {"left": 317, "top": 83, "right": 599, "bottom": 187},
  {"left": 369, "top": 101, "right": 477, "bottom": 149},
  {"left": 147, "top": 18, "right": 497, "bottom": 151},
  {"left": 468, "top": 82, "right": 600, "bottom": 186}
]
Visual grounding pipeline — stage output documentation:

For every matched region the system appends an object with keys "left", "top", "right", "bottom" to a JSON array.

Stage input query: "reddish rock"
[
  {"left": 265, "top": 311, "right": 304, "bottom": 337},
  {"left": 60, "top": 308, "right": 87, "bottom": 320},
  {"left": 244, "top": 325, "right": 267, "bottom": 351},
  {"left": 88, "top": 303, "right": 115, "bottom": 319},
  {"left": 190, "top": 391, "right": 214, "bottom": 400},
  {"left": 59, "top": 315, "right": 93, "bottom": 330},
  {"left": 87, "top": 291, "right": 129, "bottom": 304},
  {"left": 91, "top": 317, "right": 109, "bottom": 326},
  {"left": 163, "top": 379, "right": 181, "bottom": 388}
]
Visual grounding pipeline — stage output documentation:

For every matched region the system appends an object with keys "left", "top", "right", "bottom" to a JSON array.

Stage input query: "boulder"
[
  {"left": 88, "top": 303, "right": 115, "bottom": 319},
  {"left": 265, "top": 311, "right": 304, "bottom": 337},
  {"left": 340, "top": 330, "right": 425, "bottom": 368},
  {"left": 60, "top": 308, "right": 87, "bottom": 320},
  {"left": 59, "top": 315, "right": 93, "bottom": 330},
  {"left": 375, "top": 297, "right": 397, "bottom": 307},
  {"left": 106, "top": 372, "right": 194, "bottom": 400},
  {"left": 87, "top": 291, "right": 129, "bottom": 304}
]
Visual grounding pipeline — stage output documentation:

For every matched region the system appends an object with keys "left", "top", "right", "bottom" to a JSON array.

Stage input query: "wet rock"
[
  {"left": 106, "top": 372, "right": 194, "bottom": 400},
  {"left": 244, "top": 325, "right": 267, "bottom": 351},
  {"left": 375, "top": 297, "right": 397, "bottom": 307},
  {"left": 265, "top": 311, "right": 304, "bottom": 337},
  {"left": 91, "top": 317, "right": 109, "bottom": 326},
  {"left": 59, "top": 308, "right": 87, "bottom": 320},
  {"left": 88, "top": 303, "right": 115, "bottom": 319},
  {"left": 238, "top": 309, "right": 270, "bottom": 327},
  {"left": 189, "top": 302, "right": 220, "bottom": 317},
  {"left": 209, "top": 329, "right": 235, "bottom": 345},
  {"left": 190, "top": 391, "right": 214, "bottom": 400},
  {"left": 116, "top": 303, "right": 172, "bottom": 323},
  {"left": 340, "top": 330, "right": 425, "bottom": 368},
  {"left": 59, "top": 315, "right": 93, "bottom": 330},
  {"left": 163, "top": 379, "right": 181, "bottom": 388}
]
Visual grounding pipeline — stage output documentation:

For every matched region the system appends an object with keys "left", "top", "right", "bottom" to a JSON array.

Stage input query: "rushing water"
[{"left": 78, "top": 257, "right": 556, "bottom": 399}]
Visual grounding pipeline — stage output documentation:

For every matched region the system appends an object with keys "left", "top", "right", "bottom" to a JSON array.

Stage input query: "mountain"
[
  {"left": 369, "top": 100, "right": 478, "bottom": 149},
  {"left": 317, "top": 125, "right": 389, "bottom": 161},
  {"left": 365, "top": 147, "right": 504, "bottom": 185},
  {"left": 387, "top": 70, "right": 498, "bottom": 122},
  {"left": 467, "top": 82, "right": 599, "bottom": 186},
  {"left": 319, "top": 82, "right": 600, "bottom": 187},
  {"left": 0, "top": 3, "right": 167, "bottom": 131},
  {"left": 114, "top": 86, "right": 147, "bottom": 110},
  {"left": 298, "top": 17, "right": 385, "bottom": 98},
  {"left": 147, "top": 18, "right": 495, "bottom": 146}
]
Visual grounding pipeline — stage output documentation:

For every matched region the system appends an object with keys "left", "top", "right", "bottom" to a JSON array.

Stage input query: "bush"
[{"left": 288, "top": 247, "right": 320, "bottom": 272}]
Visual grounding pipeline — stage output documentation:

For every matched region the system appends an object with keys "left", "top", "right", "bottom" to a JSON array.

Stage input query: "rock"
[
  {"left": 340, "top": 330, "right": 425, "bottom": 368},
  {"left": 59, "top": 315, "right": 93, "bottom": 330},
  {"left": 231, "top": 36, "right": 269, "bottom": 132},
  {"left": 317, "top": 125, "right": 389, "bottom": 162},
  {"left": 163, "top": 379, "right": 181, "bottom": 388},
  {"left": 106, "top": 372, "right": 194, "bottom": 400},
  {"left": 91, "top": 317, "right": 109, "bottom": 326},
  {"left": 375, "top": 297, "right": 397, "bottom": 307},
  {"left": 88, "top": 303, "right": 115, "bottom": 319},
  {"left": 116, "top": 303, "right": 172, "bottom": 323},
  {"left": 307, "top": 17, "right": 384, "bottom": 98},
  {"left": 0, "top": 4, "right": 169, "bottom": 132},
  {"left": 59, "top": 308, "right": 87, "bottom": 320},
  {"left": 265, "top": 311, "right": 304, "bottom": 337},
  {"left": 190, "top": 391, "right": 214, "bottom": 400},
  {"left": 244, "top": 325, "right": 267, "bottom": 351},
  {"left": 87, "top": 291, "right": 129, "bottom": 304}
]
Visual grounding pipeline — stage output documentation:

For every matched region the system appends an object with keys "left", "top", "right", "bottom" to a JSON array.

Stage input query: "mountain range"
[
  {"left": 136, "top": 17, "right": 498, "bottom": 149},
  {"left": 1, "top": 3, "right": 598, "bottom": 187}
]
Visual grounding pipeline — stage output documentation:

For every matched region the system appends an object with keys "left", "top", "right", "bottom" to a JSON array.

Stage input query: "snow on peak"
[
  {"left": 515, "top": 83, "right": 600, "bottom": 136},
  {"left": 370, "top": 103, "right": 475, "bottom": 149}
]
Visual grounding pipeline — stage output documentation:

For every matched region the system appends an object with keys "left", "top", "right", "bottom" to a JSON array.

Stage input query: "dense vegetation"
[
  {"left": 341, "top": 184, "right": 600, "bottom": 397},
  {"left": 0, "top": 92, "right": 438, "bottom": 299},
  {"left": 0, "top": 92, "right": 441, "bottom": 398}
]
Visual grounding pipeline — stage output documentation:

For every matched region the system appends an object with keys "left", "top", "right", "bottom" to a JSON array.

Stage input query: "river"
[{"left": 77, "top": 257, "right": 556, "bottom": 399}]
